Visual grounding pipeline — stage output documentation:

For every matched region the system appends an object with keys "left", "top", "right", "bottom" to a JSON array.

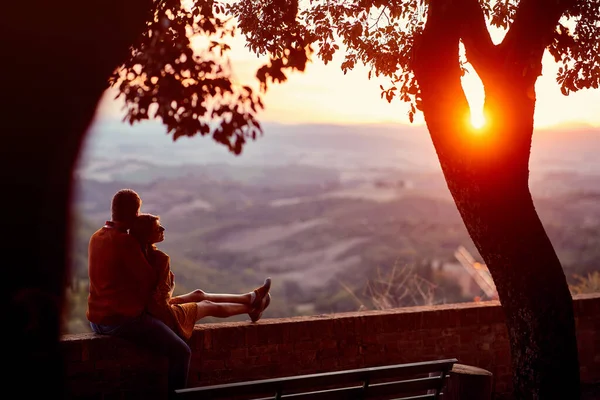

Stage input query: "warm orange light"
[{"left": 470, "top": 110, "right": 486, "bottom": 130}]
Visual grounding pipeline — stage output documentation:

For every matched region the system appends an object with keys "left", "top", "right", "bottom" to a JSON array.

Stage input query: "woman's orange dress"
[{"left": 146, "top": 248, "right": 198, "bottom": 340}]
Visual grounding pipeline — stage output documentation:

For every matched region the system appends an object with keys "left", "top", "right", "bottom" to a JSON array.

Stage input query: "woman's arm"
[{"left": 146, "top": 250, "right": 178, "bottom": 330}]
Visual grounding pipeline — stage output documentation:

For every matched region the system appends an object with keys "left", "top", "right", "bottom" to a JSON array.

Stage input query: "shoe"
[
  {"left": 251, "top": 277, "right": 271, "bottom": 309},
  {"left": 249, "top": 293, "right": 271, "bottom": 323}
]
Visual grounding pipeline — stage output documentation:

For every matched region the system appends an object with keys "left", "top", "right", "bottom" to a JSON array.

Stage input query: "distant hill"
[
  {"left": 80, "top": 119, "right": 600, "bottom": 176},
  {"left": 66, "top": 121, "right": 600, "bottom": 332}
]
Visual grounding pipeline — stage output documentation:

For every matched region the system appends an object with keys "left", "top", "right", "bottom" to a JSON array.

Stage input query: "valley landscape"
[{"left": 65, "top": 119, "right": 600, "bottom": 333}]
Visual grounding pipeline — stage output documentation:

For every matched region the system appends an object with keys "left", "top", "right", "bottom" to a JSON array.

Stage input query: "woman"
[{"left": 129, "top": 213, "right": 272, "bottom": 341}]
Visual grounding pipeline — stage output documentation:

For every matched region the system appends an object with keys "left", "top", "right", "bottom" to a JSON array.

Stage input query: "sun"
[{"left": 470, "top": 111, "right": 486, "bottom": 130}]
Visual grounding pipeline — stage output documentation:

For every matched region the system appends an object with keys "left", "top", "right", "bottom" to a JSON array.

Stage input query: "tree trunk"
[
  {"left": 434, "top": 94, "right": 581, "bottom": 400},
  {"left": 413, "top": 1, "right": 580, "bottom": 398},
  {"left": 1, "top": 1, "right": 151, "bottom": 397}
]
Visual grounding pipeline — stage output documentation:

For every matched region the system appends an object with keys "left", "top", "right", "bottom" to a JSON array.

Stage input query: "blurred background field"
[{"left": 65, "top": 120, "right": 600, "bottom": 333}]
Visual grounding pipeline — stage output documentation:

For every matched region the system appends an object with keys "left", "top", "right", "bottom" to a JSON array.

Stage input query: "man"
[{"left": 87, "top": 188, "right": 192, "bottom": 398}]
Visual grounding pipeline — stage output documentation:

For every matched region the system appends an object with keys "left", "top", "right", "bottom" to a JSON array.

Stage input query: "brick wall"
[{"left": 60, "top": 293, "right": 600, "bottom": 399}]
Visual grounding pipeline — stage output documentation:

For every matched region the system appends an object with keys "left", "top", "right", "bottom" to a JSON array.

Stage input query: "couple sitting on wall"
[{"left": 86, "top": 189, "right": 272, "bottom": 398}]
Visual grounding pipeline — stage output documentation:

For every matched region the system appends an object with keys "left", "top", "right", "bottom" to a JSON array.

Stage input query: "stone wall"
[{"left": 61, "top": 293, "right": 600, "bottom": 399}]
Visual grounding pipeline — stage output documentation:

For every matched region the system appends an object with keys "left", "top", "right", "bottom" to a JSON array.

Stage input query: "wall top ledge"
[{"left": 61, "top": 294, "right": 599, "bottom": 342}]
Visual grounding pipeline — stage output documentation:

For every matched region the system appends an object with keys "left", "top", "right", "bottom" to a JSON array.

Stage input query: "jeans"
[{"left": 90, "top": 313, "right": 191, "bottom": 396}]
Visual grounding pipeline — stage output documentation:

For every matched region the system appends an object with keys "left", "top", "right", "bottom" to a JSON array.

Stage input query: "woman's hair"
[{"left": 129, "top": 213, "right": 160, "bottom": 246}]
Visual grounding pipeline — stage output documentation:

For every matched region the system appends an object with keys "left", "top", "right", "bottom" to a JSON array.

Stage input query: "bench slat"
[
  {"left": 367, "top": 376, "right": 444, "bottom": 398},
  {"left": 270, "top": 376, "right": 443, "bottom": 400},
  {"left": 252, "top": 392, "right": 437, "bottom": 400},
  {"left": 175, "top": 358, "right": 457, "bottom": 400}
]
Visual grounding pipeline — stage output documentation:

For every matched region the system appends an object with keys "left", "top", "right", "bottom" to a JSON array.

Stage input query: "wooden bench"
[{"left": 175, "top": 358, "right": 458, "bottom": 400}]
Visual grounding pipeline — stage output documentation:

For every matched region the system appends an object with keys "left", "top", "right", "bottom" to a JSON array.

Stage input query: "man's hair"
[
  {"left": 111, "top": 189, "right": 142, "bottom": 223},
  {"left": 129, "top": 213, "right": 160, "bottom": 246}
]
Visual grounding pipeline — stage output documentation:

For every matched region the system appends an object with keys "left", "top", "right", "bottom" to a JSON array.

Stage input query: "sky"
[{"left": 95, "top": 22, "right": 600, "bottom": 130}]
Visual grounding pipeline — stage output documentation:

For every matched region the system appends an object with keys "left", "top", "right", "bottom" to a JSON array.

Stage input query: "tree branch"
[
  {"left": 369, "top": 6, "right": 389, "bottom": 30},
  {"left": 412, "top": 0, "right": 463, "bottom": 88},
  {"left": 458, "top": 0, "right": 498, "bottom": 84},
  {"left": 412, "top": 0, "right": 471, "bottom": 152},
  {"left": 500, "top": 0, "right": 576, "bottom": 78}
]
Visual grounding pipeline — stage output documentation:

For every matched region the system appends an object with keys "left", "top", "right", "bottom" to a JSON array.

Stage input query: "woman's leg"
[
  {"left": 171, "top": 278, "right": 271, "bottom": 307},
  {"left": 170, "top": 289, "right": 251, "bottom": 305},
  {"left": 196, "top": 291, "right": 272, "bottom": 322},
  {"left": 195, "top": 300, "right": 252, "bottom": 319},
  {"left": 115, "top": 313, "right": 191, "bottom": 397}
]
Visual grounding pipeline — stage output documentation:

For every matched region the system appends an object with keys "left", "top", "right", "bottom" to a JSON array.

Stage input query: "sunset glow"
[
  {"left": 96, "top": 30, "right": 600, "bottom": 130},
  {"left": 470, "top": 111, "right": 486, "bottom": 130}
]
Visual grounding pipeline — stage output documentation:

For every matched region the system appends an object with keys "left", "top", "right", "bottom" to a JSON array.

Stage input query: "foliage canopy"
[{"left": 115, "top": 0, "right": 600, "bottom": 153}]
